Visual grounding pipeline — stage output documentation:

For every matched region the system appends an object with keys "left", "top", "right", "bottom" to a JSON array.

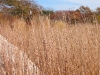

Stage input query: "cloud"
[
  {"left": 63, "top": 0, "right": 100, "bottom": 4},
  {"left": 63, "top": 0, "right": 100, "bottom": 9}
]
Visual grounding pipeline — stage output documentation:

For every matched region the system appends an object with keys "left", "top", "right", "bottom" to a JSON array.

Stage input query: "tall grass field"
[{"left": 0, "top": 16, "right": 100, "bottom": 75}]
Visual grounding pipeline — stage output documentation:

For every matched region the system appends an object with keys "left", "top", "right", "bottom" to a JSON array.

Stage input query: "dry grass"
[
  {"left": 0, "top": 16, "right": 100, "bottom": 75},
  {"left": 0, "top": 35, "right": 43, "bottom": 75}
]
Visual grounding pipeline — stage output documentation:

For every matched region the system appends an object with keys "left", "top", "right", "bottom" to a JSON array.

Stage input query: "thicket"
[{"left": 0, "top": 0, "right": 40, "bottom": 19}]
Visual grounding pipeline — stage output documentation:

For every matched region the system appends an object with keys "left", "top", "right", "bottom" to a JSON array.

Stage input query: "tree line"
[
  {"left": 0, "top": 0, "right": 41, "bottom": 25},
  {"left": 50, "top": 6, "right": 100, "bottom": 25},
  {"left": 0, "top": 0, "right": 100, "bottom": 25}
]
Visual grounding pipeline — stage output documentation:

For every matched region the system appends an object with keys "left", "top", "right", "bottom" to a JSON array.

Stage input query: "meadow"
[{"left": 0, "top": 16, "right": 100, "bottom": 75}]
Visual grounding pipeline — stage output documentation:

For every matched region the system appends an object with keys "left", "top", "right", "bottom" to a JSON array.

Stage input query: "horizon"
[{"left": 35, "top": 0, "right": 100, "bottom": 11}]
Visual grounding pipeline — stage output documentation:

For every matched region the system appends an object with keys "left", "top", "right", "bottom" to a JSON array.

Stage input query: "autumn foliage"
[{"left": 50, "top": 6, "right": 100, "bottom": 24}]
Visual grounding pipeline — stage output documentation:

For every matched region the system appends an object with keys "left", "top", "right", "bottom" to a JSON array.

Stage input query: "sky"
[{"left": 34, "top": 0, "right": 100, "bottom": 11}]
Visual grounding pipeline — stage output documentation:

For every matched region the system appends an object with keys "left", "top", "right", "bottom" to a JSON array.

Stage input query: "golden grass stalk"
[{"left": 0, "top": 16, "right": 99, "bottom": 75}]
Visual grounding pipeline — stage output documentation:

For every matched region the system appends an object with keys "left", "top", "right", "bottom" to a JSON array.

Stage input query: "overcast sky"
[{"left": 35, "top": 0, "right": 100, "bottom": 10}]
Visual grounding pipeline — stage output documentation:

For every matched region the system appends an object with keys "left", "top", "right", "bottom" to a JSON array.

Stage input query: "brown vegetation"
[
  {"left": 50, "top": 6, "right": 100, "bottom": 25},
  {"left": 0, "top": 35, "right": 44, "bottom": 75},
  {"left": 0, "top": 1, "right": 100, "bottom": 75},
  {"left": 0, "top": 16, "right": 99, "bottom": 75}
]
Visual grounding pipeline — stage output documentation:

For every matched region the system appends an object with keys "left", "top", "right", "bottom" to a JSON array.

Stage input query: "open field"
[{"left": 0, "top": 17, "right": 100, "bottom": 75}]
